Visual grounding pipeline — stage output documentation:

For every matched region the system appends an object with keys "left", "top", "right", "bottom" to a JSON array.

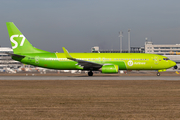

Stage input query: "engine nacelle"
[{"left": 101, "top": 65, "right": 119, "bottom": 73}]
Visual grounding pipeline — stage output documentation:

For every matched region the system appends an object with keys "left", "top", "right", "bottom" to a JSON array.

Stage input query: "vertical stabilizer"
[{"left": 6, "top": 22, "right": 50, "bottom": 54}]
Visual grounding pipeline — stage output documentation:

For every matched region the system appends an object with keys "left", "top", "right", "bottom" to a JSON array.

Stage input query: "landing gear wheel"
[
  {"left": 174, "top": 65, "right": 178, "bottom": 69},
  {"left": 157, "top": 72, "right": 160, "bottom": 76},
  {"left": 88, "top": 71, "right": 93, "bottom": 76}
]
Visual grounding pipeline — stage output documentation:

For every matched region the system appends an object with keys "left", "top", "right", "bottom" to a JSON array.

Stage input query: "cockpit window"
[{"left": 163, "top": 58, "right": 169, "bottom": 60}]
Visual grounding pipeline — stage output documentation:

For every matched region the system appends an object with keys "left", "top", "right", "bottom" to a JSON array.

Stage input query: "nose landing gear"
[{"left": 174, "top": 65, "right": 178, "bottom": 69}]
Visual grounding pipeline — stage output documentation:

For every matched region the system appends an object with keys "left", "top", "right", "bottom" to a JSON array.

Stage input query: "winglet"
[{"left": 62, "top": 47, "right": 73, "bottom": 59}]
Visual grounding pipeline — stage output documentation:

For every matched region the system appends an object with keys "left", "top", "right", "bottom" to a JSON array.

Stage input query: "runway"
[{"left": 0, "top": 75, "right": 180, "bottom": 80}]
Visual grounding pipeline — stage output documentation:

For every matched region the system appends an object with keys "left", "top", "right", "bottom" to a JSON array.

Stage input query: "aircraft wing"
[{"left": 62, "top": 47, "right": 102, "bottom": 69}]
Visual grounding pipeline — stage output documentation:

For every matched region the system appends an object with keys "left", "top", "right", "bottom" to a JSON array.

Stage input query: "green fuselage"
[{"left": 12, "top": 53, "right": 175, "bottom": 71}]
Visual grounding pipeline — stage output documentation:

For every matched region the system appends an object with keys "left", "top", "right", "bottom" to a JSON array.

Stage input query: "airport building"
[
  {"left": 0, "top": 47, "right": 23, "bottom": 68},
  {"left": 145, "top": 41, "right": 180, "bottom": 63},
  {"left": 91, "top": 46, "right": 145, "bottom": 53},
  {"left": 92, "top": 41, "right": 180, "bottom": 55},
  {"left": 145, "top": 41, "right": 180, "bottom": 55}
]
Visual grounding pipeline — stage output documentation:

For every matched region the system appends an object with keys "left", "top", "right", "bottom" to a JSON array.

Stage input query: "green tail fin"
[{"left": 6, "top": 22, "right": 50, "bottom": 54}]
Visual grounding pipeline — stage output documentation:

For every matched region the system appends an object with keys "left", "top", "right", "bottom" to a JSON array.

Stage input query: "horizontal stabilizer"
[{"left": 5, "top": 52, "right": 25, "bottom": 58}]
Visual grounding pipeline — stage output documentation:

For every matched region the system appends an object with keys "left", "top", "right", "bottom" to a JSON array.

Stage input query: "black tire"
[
  {"left": 157, "top": 72, "right": 160, "bottom": 76},
  {"left": 88, "top": 71, "right": 93, "bottom": 76},
  {"left": 174, "top": 65, "right": 178, "bottom": 69}
]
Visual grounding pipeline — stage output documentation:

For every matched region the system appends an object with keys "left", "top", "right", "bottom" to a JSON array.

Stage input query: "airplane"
[{"left": 6, "top": 22, "right": 176, "bottom": 76}]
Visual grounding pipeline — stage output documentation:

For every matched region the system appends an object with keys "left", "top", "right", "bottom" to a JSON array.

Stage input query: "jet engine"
[{"left": 101, "top": 64, "right": 119, "bottom": 73}]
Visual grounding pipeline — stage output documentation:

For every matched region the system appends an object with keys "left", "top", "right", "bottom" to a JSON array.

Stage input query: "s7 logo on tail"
[{"left": 10, "top": 35, "right": 25, "bottom": 49}]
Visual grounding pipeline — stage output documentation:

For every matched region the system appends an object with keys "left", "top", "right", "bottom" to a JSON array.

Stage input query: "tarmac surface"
[
  {"left": 0, "top": 71, "right": 179, "bottom": 80},
  {"left": 0, "top": 75, "right": 180, "bottom": 80}
]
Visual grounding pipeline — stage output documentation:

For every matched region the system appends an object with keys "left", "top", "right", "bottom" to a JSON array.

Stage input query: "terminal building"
[
  {"left": 0, "top": 47, "right": 23, "bottom": 68},
  {"left": 91, "top": 46, "right": 145, "bottom": 53},
  {"left": 145, "top": 41, "right": 180, "bottom": 55},
  {"left": 145, "top": 41, "right": 180, "bottom": 63}
]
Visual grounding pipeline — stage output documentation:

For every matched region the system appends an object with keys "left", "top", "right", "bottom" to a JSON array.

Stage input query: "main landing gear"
[
  {"left": 88, "top": 71, "right": 93, "bottom": 76},
  {"left": 157, "top": 72, "right": 160, "bottom": 76}
]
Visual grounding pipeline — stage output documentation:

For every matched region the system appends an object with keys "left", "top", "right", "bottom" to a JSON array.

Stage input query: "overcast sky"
[{"left": 0, "top": 0, "right": 180, "bottom": 52}]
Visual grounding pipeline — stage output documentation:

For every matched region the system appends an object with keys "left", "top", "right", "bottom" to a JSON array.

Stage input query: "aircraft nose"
[{"left": 171, "top": 60, "right": 176, "bottom": 67}]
